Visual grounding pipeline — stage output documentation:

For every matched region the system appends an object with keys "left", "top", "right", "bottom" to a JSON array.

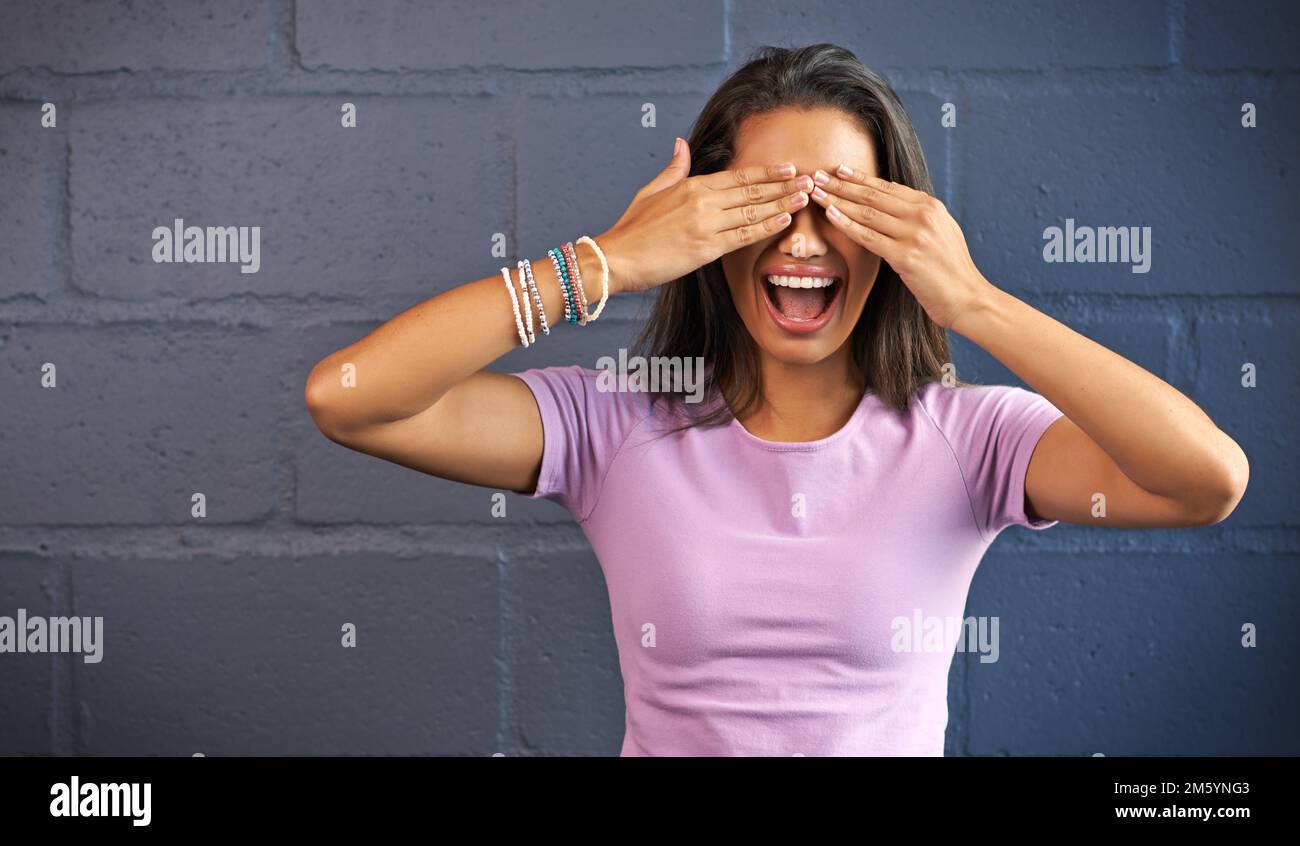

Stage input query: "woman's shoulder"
[
  {"left": 512, "top": 363, "right": 657, "bottom": 407},
  {"left": 912, "top": 378, "right": 1060, "bottom": 432},
  {"left": 914, "top": 376, "right": 1045, "bottom": 405},
  {"left": 510, "top": 363, "right": 662, "bottom": 436}
]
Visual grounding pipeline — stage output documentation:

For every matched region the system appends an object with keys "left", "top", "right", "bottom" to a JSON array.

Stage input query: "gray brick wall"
[{"left": 0, "top": 0, "right": 1296, "bottom": 756}]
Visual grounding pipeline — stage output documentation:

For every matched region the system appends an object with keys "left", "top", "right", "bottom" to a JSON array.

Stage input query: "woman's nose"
[{"left": 780, "top": 201, "right": 829, "bottom": 258}]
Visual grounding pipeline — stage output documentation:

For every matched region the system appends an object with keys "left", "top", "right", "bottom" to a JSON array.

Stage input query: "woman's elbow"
[
  {"left": 1189, "top": 442, "right": 1250, "bottom": 526},
  {"left": 304, "top": 362, "right": 350, "bottom": 443}
]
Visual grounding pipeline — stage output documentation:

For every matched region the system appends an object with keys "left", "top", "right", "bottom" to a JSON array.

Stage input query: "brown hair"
[{"left": 633, "top": 43, "right": 952, "bottom": 426}]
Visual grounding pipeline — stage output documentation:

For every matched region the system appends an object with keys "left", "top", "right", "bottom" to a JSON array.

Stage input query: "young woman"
[{"left": 304, "top": 44, "right": 1249, "bottom": 756}]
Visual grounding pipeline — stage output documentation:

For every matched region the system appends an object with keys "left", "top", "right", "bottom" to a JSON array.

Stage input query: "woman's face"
[{"left": 720, "top": 106, "right": 883, "bottom": 369}]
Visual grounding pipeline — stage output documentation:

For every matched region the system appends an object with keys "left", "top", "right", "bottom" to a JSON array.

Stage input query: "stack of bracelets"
[{"left": 499, "top": 235, "right": 610, "bottom": 348}]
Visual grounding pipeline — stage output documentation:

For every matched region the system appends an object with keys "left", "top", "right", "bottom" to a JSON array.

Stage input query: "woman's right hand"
[{"left": 594, "top": 138, "right": 813, "bottom": 295}]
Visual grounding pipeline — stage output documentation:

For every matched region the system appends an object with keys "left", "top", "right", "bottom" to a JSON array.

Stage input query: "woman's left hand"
[{"left": 809, "top": 164, "right": 993, "bottom": 331}]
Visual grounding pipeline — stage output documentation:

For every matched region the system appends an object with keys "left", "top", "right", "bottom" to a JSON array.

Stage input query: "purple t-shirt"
[{"left": 513, "top": 365, "right": 1063, "bottom": 756}]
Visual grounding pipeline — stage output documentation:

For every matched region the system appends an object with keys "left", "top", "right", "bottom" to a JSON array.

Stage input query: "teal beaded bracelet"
[{"left": 547, "top": 247, "right": 577, "bottom": 324}]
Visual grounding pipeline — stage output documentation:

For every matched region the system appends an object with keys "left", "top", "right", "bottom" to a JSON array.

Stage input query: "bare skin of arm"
[
  {"left": 304, "top": 141, "right": 812, "bottom": 493},
  {"left": 812, "top": 166, "right": 1249, "bottom": 528}
]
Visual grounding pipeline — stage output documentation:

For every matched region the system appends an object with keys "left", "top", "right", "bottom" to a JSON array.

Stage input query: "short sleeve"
[
  {"left": 511, "top": 365, "right": 651, "bottom": 521},
  {"left": 919, "top": 382, "right": 1065, "bottom": 539}
]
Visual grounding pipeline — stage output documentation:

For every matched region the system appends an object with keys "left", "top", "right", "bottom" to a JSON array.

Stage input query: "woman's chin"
[{"left": 753, "top": 331, "right": 850, "bottom": 367}]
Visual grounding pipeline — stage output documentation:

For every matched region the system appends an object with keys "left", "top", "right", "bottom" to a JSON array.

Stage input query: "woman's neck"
[{"left": 734, "top": 349, "right": 865, "bottom": 443}]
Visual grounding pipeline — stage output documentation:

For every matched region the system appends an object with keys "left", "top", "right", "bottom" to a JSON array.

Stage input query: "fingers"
[
  {"left": 810, "top": 165, "right": 938, "bottom": 258},
  {"left": 714, "top": 185, "right": 810, "bottom": 232},
  {"left": 833, "top": 164, "right": 931, "bottom": 203},
  {"left": 724, "top": 207, "right": 795, "bottom": 251},
  {"left": 808, "top": 185, "right": 908, "bottom": 238},
  {"left": 639, "top": 136, "right": 692, "bottom": 197},
  {"left": 811, "top": 168, "right": 915, "bottom": 217},
  {"left": 687, "top": 160, "right": 925, "bottom": 256},
  {"left": 698, "top": 161, "right": 797, "bottom": 191},
  {"left": 823, "top": 202, "right": 900, "bottom": 260},
  {"left": 713, "top": 174, "right": 813, "bottom": 210},
  {"left": 694, "top": 164, "right": 807, "bottom": 245}
]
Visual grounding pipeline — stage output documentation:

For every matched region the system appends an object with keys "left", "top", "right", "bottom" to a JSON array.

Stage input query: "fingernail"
[
  {"left": 674, "top": 137, "right": 683, "bottom": 155},
  {"left": 777, "top": 163, "right": 796, "bottom": 176},
  {"left": 795, "top": 175, "right": 813, "bottom": 191},
  {"left": 814, "top": 169, "right": 830, "bottom": 186},
  {"left": 812, "top": 186, "right": 828, "bottom": 201},
  {"left": 776, "top": 212, "right": 792, "bottom": 226},
  {"left": 827, "top": 204, "right": 843, "bottom": 219},
  {"left": 837, "top": 164, "right": 854, "bottom": 178}
]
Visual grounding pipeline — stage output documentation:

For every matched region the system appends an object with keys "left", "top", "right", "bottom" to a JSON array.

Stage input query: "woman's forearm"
[
  {"left": 304, "top": 240, "right": 607, "bottom": 434},
  {"left": 952, "top": 283, "right": 1249, "bottom": 510}
]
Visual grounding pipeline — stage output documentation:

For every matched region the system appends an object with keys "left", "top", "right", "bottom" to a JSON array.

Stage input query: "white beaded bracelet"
[
  {"left": 500, "top": 265, "right": 529, "bottom": 347},
  {"left": 522, "top": 258, "right": 550, "bottom": 336},
  {"left": 514, "top": 262, "right": 535, "bottom": 345},
  {"left": 576, "top": 235, "right": 610, "bottom": 322}
]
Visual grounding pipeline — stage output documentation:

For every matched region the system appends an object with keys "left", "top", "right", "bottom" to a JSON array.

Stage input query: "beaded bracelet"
[
  {"left": 547, "top": 247, "right": 576, "bottom": 325},
  {"left": 548, "top": 246, "right": 574, "bottom": 326},
  {"left": 519, "top": 258, "right": 549, "bottom": 337},
  {"left": 514, "top": 261, "right": 535, "bottom": 345},
  {"left": 560, "top": 241, "right": 589, "bottom": 325},
  {"left": 500, "top": 265, "right": 529, "bottom": 347},
  {"left": 501, "top": 240, "right": 603, "bottom": 344},
  {"left": 576, "top": 235, "right": 610, "bottom": 322}
]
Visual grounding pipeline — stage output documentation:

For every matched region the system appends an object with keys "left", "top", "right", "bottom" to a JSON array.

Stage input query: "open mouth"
[{"left": 761, "top": 274, "right": 843, "bottom": 333}]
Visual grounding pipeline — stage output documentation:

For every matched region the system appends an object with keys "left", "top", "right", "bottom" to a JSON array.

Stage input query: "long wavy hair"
[{"left": 633, "top": 43, "right": 952, "bottom": 426}]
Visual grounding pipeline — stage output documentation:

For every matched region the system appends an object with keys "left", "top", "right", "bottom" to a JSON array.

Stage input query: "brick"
[
  {"left": 732, "top": 0, "right": 1167, "bottom": 70},
  {"left": 0, "top": 105, "right": 59, "bottom": 299},
  {"left": 293, "top": 320, "right": 645, "bottom": 525},
  {"left": 0, "top": 0, "right": 268, "bottom": 74},
  {"left": 0, "top": 325, "right": 280, "bottom": 525},
  {"left": 963, "top": 89, "right": 1300, "bottom": 295},
  {"left": 963, "top": 551, "right": 1300, "bottom": 755},
  {"left": 1188, "top": 313, "right": 1300, "bottom": 527},
  {"left": 69, "top": 97, "right": 510, "bottom": 301},
  {"left": 1052, "top": 0, "right": 1170, "bottom": 67},
  {"left": 296, "top": 0, "right": 724, "bottom": 71},
  {"left": 511, "top": 548, "right": 624, "bottom": 755},
  {"left": 1185, "top": 0, "right": 1300, "bottom": 70},
  {"left": 0, "top": 554, "right": 55, "bottom": 754},
  {"left": 71, "top": 552, "right": 498, "bottom": 755}
]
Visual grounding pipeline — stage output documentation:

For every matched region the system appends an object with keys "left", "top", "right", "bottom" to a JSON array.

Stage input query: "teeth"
[{"left": 765, "top": 274, "right": 838, "bottom": 288}]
